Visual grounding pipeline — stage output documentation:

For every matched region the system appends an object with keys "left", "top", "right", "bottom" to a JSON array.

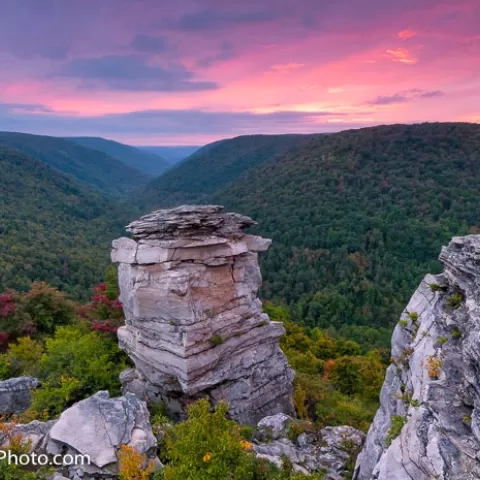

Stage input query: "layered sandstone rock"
[
  {"left": 111, "top": 205, "right": 295, "bottom": 425},
  {"left": 354, "top": 235, "right": 480, "bottom": 480}
]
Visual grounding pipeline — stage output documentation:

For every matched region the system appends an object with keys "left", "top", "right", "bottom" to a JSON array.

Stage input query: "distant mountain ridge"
[
  {"left": 0, "top": 131, "right": 150, "bottom": 196},
  {"left": 139, "top": 134, "right": 312, "bottom": 208},
  {"left": 139, "top": 145, "right": 201, "bottom": 164},
  {"left": 66, "top": 136, "right": 172, "bottom": 176}
]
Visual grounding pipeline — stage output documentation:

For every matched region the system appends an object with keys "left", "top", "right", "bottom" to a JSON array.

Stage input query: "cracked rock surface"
[
  {"left": 0, "top": 376, "right": 40, "bottom": 416},
  {"left": 112, "top": 205, "right": 295, "bottom": 425},
  {"left": 354, "top": 235, "right": 480, "bottom": 480},
  {"left": 0, "top": 391, "right": 158, "bottom": 479},
  {"left": 253, "top": 413, "right": 365, "bottom": 479}
]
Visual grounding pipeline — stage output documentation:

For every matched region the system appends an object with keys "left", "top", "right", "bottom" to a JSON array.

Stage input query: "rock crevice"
[{"left": 112, "top": 205, "right": 295, "bottom": 425}]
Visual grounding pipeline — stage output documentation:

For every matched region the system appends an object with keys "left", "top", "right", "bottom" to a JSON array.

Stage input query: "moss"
[
  {"left": 451, "top": 328, "right": 462, "bottom": 338},
  {"left": 210, "top": 335, "right": 224, "bottom": 346}
]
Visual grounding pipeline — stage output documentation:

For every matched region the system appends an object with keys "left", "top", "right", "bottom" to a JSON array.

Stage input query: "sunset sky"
[{"left": 1, "top": 0, "right": 479, "bottom": 145}]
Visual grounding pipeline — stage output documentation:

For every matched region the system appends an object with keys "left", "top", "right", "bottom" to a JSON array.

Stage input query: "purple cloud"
[
  {"left": 53, "top": 55, "right": 219, "bottom": 92},
  {"left": 369, "top": 90, "right": 446, "bottom": 105},
  {"left": 129, "top": 34, "right": 168, "bottom": 53}
]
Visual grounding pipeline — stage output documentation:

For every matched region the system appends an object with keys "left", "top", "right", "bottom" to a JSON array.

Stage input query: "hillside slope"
[
  {"left": 66, "top": 136, "right": 171, "bottom": 176},
  {"left": 139, "top": 134, "right": 312, "bottom": 207},
  {"left": 207, "top": 123, "right": 480, "bottom": 344},
  {"left": 0, "top": 147, "right": 136, "bottom": 298},
  {"left": 0, "top": 132, "right": 150, "bottom": 196}
]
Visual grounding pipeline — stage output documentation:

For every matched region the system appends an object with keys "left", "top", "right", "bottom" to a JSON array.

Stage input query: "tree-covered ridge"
[
  {"left": 65, "top": 136, "right": 172, "bottom": 176},
  {"left": 0, "top": 131, "right": 150, "bottom": 196},
  {"left": 0, "top": 147, "right": 134, "bottom": 298},
  {"left": 207, "top": 123, "right": 480, "bottom": 343},
  {"left": 139, "top": 134, "right": 314, "bottom": 208}
]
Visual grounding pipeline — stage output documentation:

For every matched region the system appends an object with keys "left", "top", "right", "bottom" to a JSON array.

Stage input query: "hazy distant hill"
[
  {"left": 66, "top": 137, "right": 171, "bottom": 176},
  {"left": 0, "top": 132, "right": 149, "bottom": 196},
  {"left": 139, "top": 134, "right": 311, "bottom": 207},
  {"left": 0, "top": 147, "right": 136, "bottom": 298},
  {"left": 138, "top": 122, "right": 480, "bottom": 347},
  {"left": 139, "top": 145, "right": 201, "bottom": 164}
]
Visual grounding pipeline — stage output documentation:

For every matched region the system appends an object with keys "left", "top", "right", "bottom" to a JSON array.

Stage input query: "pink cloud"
[
  {"left": 385, "top": 48, "right": 418, "bottom": 64},
  {"left": 397, "top": 29, "right": 417, "bottom": 40}
]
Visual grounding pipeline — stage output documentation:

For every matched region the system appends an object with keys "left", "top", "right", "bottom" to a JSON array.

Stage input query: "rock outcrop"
[
  {"left": 354, "top": 235, "right": 480, "bottom": 480},
  {"left": 253, "top": 413, "right": 365, "bottom": 479},
  {"left": 1, "top": 391, "right": 158, "bottom": 479},
  {"left": 0, "top": 376, "right": 40, "bottom": 415},
  {"left": 111, "top": 205, "right": 295, "bottom": 425}
]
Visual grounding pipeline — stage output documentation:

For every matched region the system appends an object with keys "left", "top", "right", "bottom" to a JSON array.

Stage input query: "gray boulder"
[
  {"left": 0, "top": 376, "right": 40, "bottom": 415},
  {"left": 253, "top": 414, "right": 365, "bottom": 479},
  {"left": 48, "top": 391, "right": 157, "bottom": 473},
  {"left": 0, "top": 391, "right": 158, "bottom": 479}
]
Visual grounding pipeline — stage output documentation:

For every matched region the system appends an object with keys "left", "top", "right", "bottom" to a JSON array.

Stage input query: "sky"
[{"left": 0, "top": 0, "right": 479, "bottom": 145}]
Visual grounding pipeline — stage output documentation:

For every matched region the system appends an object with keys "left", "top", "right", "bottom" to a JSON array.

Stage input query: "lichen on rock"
[{"left": 111, "top": 205, "right": 295, "bottom": 425}]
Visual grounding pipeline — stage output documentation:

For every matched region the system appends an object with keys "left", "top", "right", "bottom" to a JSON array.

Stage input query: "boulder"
[
  {"left": 0, "top": 391, "right": 158, "bottom": 479},
  {"left": 253, "top": 414, "right": 365, "bottom": 479},
  {"left": 0, "top": 376, "right": 40, "bottom": 415},
  {"left": 47, "top": 391, "right": 157, "bottom": 472}
]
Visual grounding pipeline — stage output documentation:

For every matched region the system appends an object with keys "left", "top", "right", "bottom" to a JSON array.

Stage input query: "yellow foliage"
[
  {"left": 202, "top": 452, "right": 213, "bottom": 462},
  {"left": 425, "top": 355, "right": 443, "bottom": 379},
  {"left": 0, "top": 416, "right": 31, "bottom": 455},
  {"left": 117, "top": 444, "right": 155, "bottom": 480},
  {"left": 293, "top": 383, "right": 308, "bottom": 420},
  {"left": 239, "top": 440, "right": 253, "bottom": 451}
]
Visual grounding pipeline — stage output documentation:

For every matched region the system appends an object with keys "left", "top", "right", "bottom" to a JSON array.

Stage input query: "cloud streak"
[{"left": 53, "top": 55, "right": 219, "bottom": 92}]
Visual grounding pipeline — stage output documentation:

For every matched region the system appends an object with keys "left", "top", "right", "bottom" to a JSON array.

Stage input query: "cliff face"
[
  {"left": 354, "top": 235, "right": 480, "bottom": 480},
  {"left": 111, "top": 205, "right": 295, "bottom": 425}
]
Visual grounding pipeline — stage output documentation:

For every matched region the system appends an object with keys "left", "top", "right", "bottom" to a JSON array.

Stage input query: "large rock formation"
[
  {"left": 354, "top": 235, "right": 480, "bottom": 480},
  {"left": 111, "top": 205, "right": 295, "bottom": 425}
]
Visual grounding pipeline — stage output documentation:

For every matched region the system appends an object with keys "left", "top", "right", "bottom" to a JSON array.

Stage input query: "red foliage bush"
[{"left": 0, "top": 293, "right": 15, "bottom": 318}]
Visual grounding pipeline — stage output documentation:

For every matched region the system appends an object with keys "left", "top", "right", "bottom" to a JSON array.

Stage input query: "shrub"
[
  {"left": 407, "top": 312, "right": 419, "bottom": 322},
  {"left": 27, "top": 323, "right": 128, "bottom": 418},
  {"left": 0, "top": 417, "right": 40, "bottom": 480},
  {"left": 293, "top": 384, "right": 308, "bottom": 420},
  {"left": 0, "top": 336, "right": 44, "bottom": 379},
  {"left": 425, "top": 355, "right": 443, "bottom": 379},
  {"left": 428, "top": 283, "right": 447, "bottom": 292},
  {"left": 435, "top": 336, "right": 448, "bottom": 346},
  {"left": 447, "top": 292, "right": 464, "bottom": 309},
  {"left": 385, "top": 415, "right": 408, "bottom": 446},
  {"left": 118, "top": 444, "right": 155, "bottom": 480},
  {"left": 162, "top": 399, "right": 278, "bottom": 480}
]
